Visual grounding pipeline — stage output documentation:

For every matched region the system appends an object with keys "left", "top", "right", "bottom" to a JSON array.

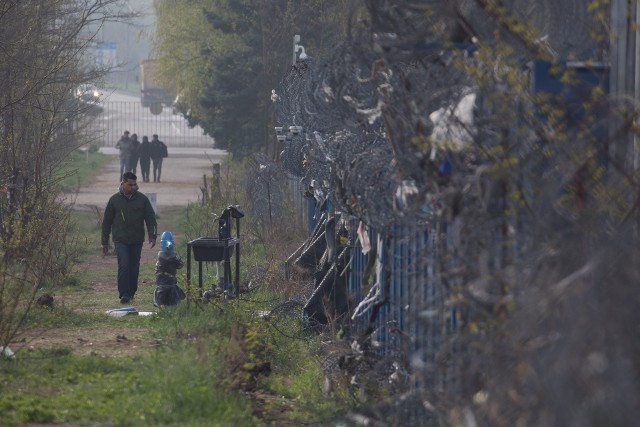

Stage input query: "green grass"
[
  {"left": 58, "top": 147, "right": 111, "bottom": 192},
  {"left": 1, "top": 162, "right": 356, "bottom": 426},
  {"left": 2, "top": 290, "right": 350, "bottom": 426},
  {"left": 0, "top": 345, "right": 255, "bottom": 426},
  {"left": 70, "top": 209, "right": 103, "bottom": 236}
]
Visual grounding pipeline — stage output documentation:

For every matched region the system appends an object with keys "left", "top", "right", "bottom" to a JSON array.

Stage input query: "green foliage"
[
  {"left": 0, "top": 345, "right": 254, "bottom": 426},
  {"left": 0, "top": 192, "right": 83, "bottom": 357},
  {"left": 0, "top": 4, "right": 128, "bottom": 355},
  {"left": 0, "top": 150, "right": 352, "bottom": 425},
  {"left": 153, "top": 0, "right": 354, "bottom": 158},
  {"left": 0, "top": 288, "right": 355, "bottom": 426},
  {"left": 265, "top": 357, "right": 351, "bottom": 423}
]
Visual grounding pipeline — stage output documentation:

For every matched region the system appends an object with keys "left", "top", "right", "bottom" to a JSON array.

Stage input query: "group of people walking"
[{"left": 115, "top": 130, "right": 168, "bottom": 182}]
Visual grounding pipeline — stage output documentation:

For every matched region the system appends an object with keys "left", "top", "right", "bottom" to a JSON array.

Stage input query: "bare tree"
[{"left": 0, "top": 0, "right": 139, "bottom": 354}]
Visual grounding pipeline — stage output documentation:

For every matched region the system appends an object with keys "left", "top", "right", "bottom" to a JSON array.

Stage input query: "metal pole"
[
  {"left": 235, "top": 216, "right": 240, "bottom": 294},
  {"left": 634, "top": 2, "right": 640, "bottom": 242},
  {"left": 610, "top": 0, "right": 627, "bottom": 162},
  {"left": 186, "top": 242, "right": 191, "bottom": 289},
  {"left": 223, "top": 245, "right": 229, "bottom": 290},
  {"left": 293, "top": 34, "right": 300, "bottom": 65},
  {"left": 635, "top": 1, "right": 640, "bottom": 170}
]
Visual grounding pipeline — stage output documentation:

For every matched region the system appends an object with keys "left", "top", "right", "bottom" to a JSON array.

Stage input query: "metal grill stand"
[{"left": 186, "top": 205, "right": 243, "bottom": 297}]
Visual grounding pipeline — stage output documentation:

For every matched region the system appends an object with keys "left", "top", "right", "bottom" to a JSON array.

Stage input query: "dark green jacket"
[{"left": 101, "top": 187, "right": 157, "bottom": 245}]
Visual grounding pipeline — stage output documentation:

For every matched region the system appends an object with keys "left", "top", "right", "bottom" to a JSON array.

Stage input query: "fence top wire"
[
  {"left": 272, "top": 0, "right": 602, "bottom": 231},
  {"left": 454, "top": 0, "right": 600, "bottom": 59},
  {"left": 274, "top": 37, "right": 478, "bottom": 229}
]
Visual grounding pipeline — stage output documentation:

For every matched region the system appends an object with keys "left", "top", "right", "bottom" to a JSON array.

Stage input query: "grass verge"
[
  {"left": 58, "top": 146, "right": 110, "bottom": 192},
  {"left": 1, "top": 198, "right": 355, "bottom": 426}
]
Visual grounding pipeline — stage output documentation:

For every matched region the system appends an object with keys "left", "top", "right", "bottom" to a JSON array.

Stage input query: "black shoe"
[{"left": 120, "top": 296, "right": 130, "bottom": 304}]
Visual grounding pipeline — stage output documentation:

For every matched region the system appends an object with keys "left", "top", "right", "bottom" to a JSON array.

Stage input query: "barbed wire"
[{"left": 264, "top": 1, "right": 640, "bottom": 425}]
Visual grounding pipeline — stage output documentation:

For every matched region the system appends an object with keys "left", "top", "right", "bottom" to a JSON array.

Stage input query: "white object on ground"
[
  {"left": 106, "top": 307, "right": 138, "bottom": 317},
  {"left": 0, "top": 346, "right": 15, "bottom": 358}
]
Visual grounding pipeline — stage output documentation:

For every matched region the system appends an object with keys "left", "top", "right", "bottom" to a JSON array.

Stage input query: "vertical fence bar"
[
  {"left": 84, "top": 101, "right": 215, "bottom": 147},
  {"left": 375, "top": 233, "right": 389, "bottom": 351}
]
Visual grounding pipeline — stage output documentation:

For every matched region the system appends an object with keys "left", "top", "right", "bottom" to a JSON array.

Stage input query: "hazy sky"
[{"left": 98, "top": 0, "right": 156, "bottom": 86}]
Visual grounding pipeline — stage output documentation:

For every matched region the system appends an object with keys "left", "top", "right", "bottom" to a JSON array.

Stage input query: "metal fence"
[
  {"left": 291, "top": 188, "right": 460, "bottom": 387},
  {"left": 285, "top": 173, "right": 319, "bottom": 233},
  {"left": 82, "top": 101, "right": 214, "bottom": 148},
  {"left": 270, "top": 2, "right": 640, "bottom": 424}
]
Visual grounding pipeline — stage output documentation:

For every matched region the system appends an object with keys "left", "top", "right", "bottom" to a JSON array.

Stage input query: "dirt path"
[
  {"left": 12, "top": 148, "right": 301, "bottom": 425},
  {"left": 70, "top": 146, "right": 229, "bottom": 213},
  {"left": 12, "top": 147, "right": 229, "bottom": 357}
]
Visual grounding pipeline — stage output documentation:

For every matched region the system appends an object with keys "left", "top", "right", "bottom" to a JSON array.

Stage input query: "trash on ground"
[{"left": 105, "top": 307, "right": 156, "bottom": 317}]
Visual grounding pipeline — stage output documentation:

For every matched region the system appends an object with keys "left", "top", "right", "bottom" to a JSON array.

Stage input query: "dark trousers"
[
  {"left": 152, "top": 157, "right": 163, "bottom": 182},
  {"left": 119, "top": 157, "right": 129, "bottom": 180},
  {"left": 115, "top": 242, "right": 143, "bottom": 299},
  {"left": 140, "top": 157, "right": 151, "bottom": 182},
  {"left": 128, "top": 156, "right": 140, "bottom": 174}
]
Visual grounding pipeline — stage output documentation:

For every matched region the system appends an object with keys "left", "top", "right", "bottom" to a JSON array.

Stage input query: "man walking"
[
  {"left": 101, "top": 172, "right": 157, "bottom": 303},
  {"left": 150, "top": 134, "right": 168, "bottom": 183},
  {"left": 115, "top": 130, "right": 132, "bottom": 180},
  {"left": 139, "top": 136, "right": 152, "bottom": 182},
  {"left": 128, "top": 133, "right": 140, "bottom": 174}
]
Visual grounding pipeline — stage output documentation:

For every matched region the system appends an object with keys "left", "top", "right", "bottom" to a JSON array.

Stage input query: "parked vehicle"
[
  {"left": 75, "top": 84, "right": 103, "bottom": 104},
  {"left": 140, "top": 59, "right": 174, "bottom": 108}
]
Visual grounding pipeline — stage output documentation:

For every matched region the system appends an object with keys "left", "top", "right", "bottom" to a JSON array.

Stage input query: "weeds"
[
  {"left": 0, "top": 157, "right": 357, "bottom": 426},
  {"left": 0, "top": 345, "right": 255, "bottom": 426}
]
